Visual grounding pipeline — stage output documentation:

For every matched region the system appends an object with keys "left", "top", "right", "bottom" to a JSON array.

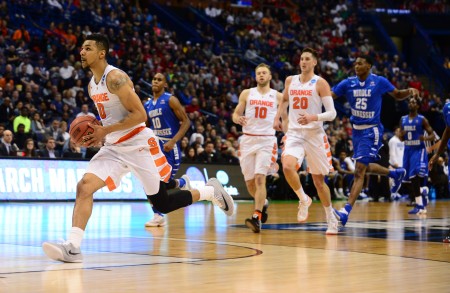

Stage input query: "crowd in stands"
[{"left": 0, "top": 0, "right": 448, "bottom": 198}]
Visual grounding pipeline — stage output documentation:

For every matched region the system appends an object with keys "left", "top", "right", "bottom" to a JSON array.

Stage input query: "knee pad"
[{"left": 147, "top": 182, "right": 171, "bottom": 214}]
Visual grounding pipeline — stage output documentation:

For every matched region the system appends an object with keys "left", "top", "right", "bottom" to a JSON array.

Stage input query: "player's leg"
[
  {"left": 282, "top": 135, "right": 311, "bottom": 222},
  {"left": 407, "top": 176, "right": 426, "bottom": 214},
  {"left": 146, "top": 140, "right": 189, "bottom": 226},
  {"left": 408, "top": 148, "right": 428, "bottom": 214},
  {"left": 42, "top": 147, "right": 121, "bottom": 262},
  {"left": 305, "top": 131, "right": 337, "bottom": 234}
]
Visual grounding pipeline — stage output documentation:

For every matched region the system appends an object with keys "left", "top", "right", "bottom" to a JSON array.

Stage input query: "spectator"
[
  {"left": 14, "top": 123, "right": 33, "bottom": 150},
  {"left": 13, "top": 106, "right": 31, "bottom": 133},
  {"left": 22, "top": 138, "right": 39, "bottom": 157},
  {"left": 197, "top": 141, "right": 220, "bottom": 163},
  {"left": 0, "top": 96, "right": 14, "bottom": 128},
  {"left": 76, "top": 104, "right": 95, "bottom": 118},
  {"left": 40, "top": 136, "right": 60, "bottom": 158},
  {"left": 46, "top": 119, "right": 60, "bottom": 140},
  {"left": 183, "top": 146, "right": 198, "bottom": 163},
  {"left": 0, "top": 130, "right": 19, "bottom": 156},
  {"left": 63, "top": 140, "right": 83, "bottom": 158}
]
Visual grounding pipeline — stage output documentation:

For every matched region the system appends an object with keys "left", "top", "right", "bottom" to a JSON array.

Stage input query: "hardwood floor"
[{"left": 1, "top": 200, "right": 449, "bottom": 292}]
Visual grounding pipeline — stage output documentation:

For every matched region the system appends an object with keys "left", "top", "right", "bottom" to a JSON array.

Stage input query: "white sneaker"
[
  {"left": 42, "top": 241, "right": 83, "bottom": 263},
  {"left": 180, "top": 174, "right": 191, "bottom": 190},
  {"left": 297, "top": 196, "right": 312, "bottom": 222},
  {"left": 326, "top": 215, "right": 339, "bottom": 235},
  {"left": 145, "top": 214, "right": 166, "bottom": 227},
  {"left": 206, "top": 178, "right": 235, "bottom": 216}
]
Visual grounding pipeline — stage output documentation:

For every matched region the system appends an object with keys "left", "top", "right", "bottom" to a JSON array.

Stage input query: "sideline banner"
[{"left": 0, "top": 158, "right": 251, "bottom": 200}]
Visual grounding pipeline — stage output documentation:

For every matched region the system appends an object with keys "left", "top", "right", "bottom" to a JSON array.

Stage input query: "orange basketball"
[{"left": 69, "top": 116, "right": 101, "bottom": 146}]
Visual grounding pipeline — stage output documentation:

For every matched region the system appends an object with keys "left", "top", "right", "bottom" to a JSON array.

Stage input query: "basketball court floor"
[{"left": 1, "top": 199, "right": 449, "bottom": 292}]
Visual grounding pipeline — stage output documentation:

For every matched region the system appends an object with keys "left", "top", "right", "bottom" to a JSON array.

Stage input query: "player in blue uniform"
[
  {"left": 429, "top": 102, "right": 450, "bottom": 242},
  {"left": 401, "top": 97, "right": 435, "bottom": 215},
  {"left": 143, "top": 73, "right": 191, "bottom": 227},
  {"left": 332, "top": 55, "right": 419, "bottom": 227}
]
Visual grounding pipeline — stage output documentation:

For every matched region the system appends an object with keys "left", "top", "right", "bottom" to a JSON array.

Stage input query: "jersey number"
[
  {"left": 254, "top": 106, "right": 267, "bottom": 119},
  {"left": 407, "top": 132, "right": 412, "bottom": 140},
  {"left": 355, "top": 98, "right": 367, "bottom": 110},
  {"left": 152, "top": 117, "right": 161, "bottom": 128},
  {"left": 97, "top": 103, "right": 106, "bottom": 119},
  {"left": 293, "top": 97, "right": 308, "bottom": 109}
]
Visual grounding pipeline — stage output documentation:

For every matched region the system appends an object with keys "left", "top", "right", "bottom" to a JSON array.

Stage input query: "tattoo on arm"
[{"left": 109, "top": 74, "right": 128, "bottom": 91}]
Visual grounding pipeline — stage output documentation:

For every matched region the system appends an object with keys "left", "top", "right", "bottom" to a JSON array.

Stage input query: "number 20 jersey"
[{"left": 288, "top": 74, "right": 323, "bottom": 130}]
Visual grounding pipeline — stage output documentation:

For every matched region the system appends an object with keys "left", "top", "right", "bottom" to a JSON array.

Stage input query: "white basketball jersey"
[
  {"left": 243, "top": 88, "right": 278, "bottom": 136},
  {"left": 88, "top": 65, "right": 146, "bottom": 145},
  {"left": 288, "top": 74, "right": 324, "bottom": 130}
]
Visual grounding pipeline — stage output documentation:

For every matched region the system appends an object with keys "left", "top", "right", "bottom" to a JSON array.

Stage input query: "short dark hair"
[
  {"left": 359, "top": 54, "right": 373, "bottom": 66},
  {"left": 301, "top": 47, "right": 319, "bottom": 60},
  {"left": 85, "top": 33, "right": 110, "bottom": 55}
]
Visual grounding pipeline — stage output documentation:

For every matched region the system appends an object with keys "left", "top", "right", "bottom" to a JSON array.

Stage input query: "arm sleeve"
[{"left": 317, "top": 96, "right": 337, "bottom": 121}]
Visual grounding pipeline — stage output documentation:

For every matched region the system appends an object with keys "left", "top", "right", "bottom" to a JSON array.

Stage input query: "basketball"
[{"left": 69, "top": 116, "right": 101, "bottom": 146}]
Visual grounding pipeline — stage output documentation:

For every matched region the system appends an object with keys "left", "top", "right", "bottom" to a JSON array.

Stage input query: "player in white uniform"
[
  {"left": 232, "top": 63, "right": 283, "bottom": 233},
  {"left": 42, "top": 34, "right": 235, "bottom": 263},
  {"left": 273, "top": 47, "right": 339, "bottom": 235}
]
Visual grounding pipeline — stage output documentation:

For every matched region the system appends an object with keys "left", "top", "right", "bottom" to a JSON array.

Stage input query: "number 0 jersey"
[
  {"left": 243, "top": 87, "right": 278, "bottom": 136},
  {"left": 88, "top": 65, "right": 146, "bottom": 145},
  {"left": 288, "top": 74, "right": 324, "bottom": 130}
]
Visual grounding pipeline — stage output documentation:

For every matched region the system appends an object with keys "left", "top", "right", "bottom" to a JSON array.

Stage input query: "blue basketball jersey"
[
  {"left": 401, "top": 114, "right": 425, "bottom": 148},
  {"left": 333, "top": 74, "right": 395, "bottom": 126},
  {"left": 144, "top": 92, "right": 180, "bottom": 139},
  {"left": 444, "top": 102, "right": 450, "bottom": 150}
]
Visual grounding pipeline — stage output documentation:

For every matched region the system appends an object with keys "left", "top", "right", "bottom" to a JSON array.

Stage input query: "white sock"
[
  {"left": 415, "top": 196, "right": 423, "bottom": 207},
  {"left": 264, "top": 198, "right": 269, "bottom": 206},
  {"left": 198, "top": 186, "right": 214, "bottom": 201},
  {"left": 68, "top": 227, "right": 84, "bottom": 248},
  {"left": 295, "top": 187, "right": 308, "bottom": 202},
  {"left": 323, "top": 205, "right": 333, "bottom": 217}
]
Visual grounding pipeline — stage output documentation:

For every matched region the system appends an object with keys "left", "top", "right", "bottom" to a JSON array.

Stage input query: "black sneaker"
[
  {"left": 261, "top": 200, "right": 269, "bottom": 223},
  {"left": 444, "top": 233, "right": 450, "bottom": 243},
  {"left": 245, "top": 216, "right": 261, "bottom": 233}
]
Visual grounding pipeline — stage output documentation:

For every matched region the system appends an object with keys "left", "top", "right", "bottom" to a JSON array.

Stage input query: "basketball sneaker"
[
  {"left": 179, "top": 174, "right": 191, "bottom": 190},
  {"left": 145, "top": 213, "right": 166, "bottom": 227},
  {"left": 443, "top": 232, "right": 450, "bottom": 243},
  {"left": 326, "top": 214, "right": 339, "bottom": 235},
  {"left": 42, "top": 241, "right": 83, "bottom": 263},
  {"left": 245, "top": 215, "right": 261, "bottom": 233},
  {"left": 261, "top": 199, "right": 269, "bottom": 223},
  {"left": 390, "top": 168, "right": 406, "bottom": 194},
  {"left": 206, "top": 178, "right": 235, "bottom": 216},
  {"left": 408, "top": 205, "right": 427, "bottom": 215},
  {"left": 333, "top": 203, "right": 352, "bottom": 227},
  {"left": 297, "top": 196, "right": 312, "bottom": 222}
]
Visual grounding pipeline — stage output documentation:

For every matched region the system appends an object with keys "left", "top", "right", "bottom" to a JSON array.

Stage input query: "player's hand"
[
  {"left": 82, "top": 123, "right": 106, "bottom": 147},
  {"left": 163, "top": 140, "right": 175, "bottom": 152},
  {"left": 236, "top": 116, "right": 248, "bottom": 126},
  {"left": 297, "top": 112, "right": 316, "bottom": 125},
  {"left": 410, "top": 88, "right": 419, "bottom": 97},
  {"left": 428, "top": 154, "right": 438, "bottom": 170},
  {"left": 273, "top": 119, "right": 282, "bottom": 131}
]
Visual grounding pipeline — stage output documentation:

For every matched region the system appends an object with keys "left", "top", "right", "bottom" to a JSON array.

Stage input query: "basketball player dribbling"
[{"left": 42, "top": 34, "right": 234, "bottom": 263}]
